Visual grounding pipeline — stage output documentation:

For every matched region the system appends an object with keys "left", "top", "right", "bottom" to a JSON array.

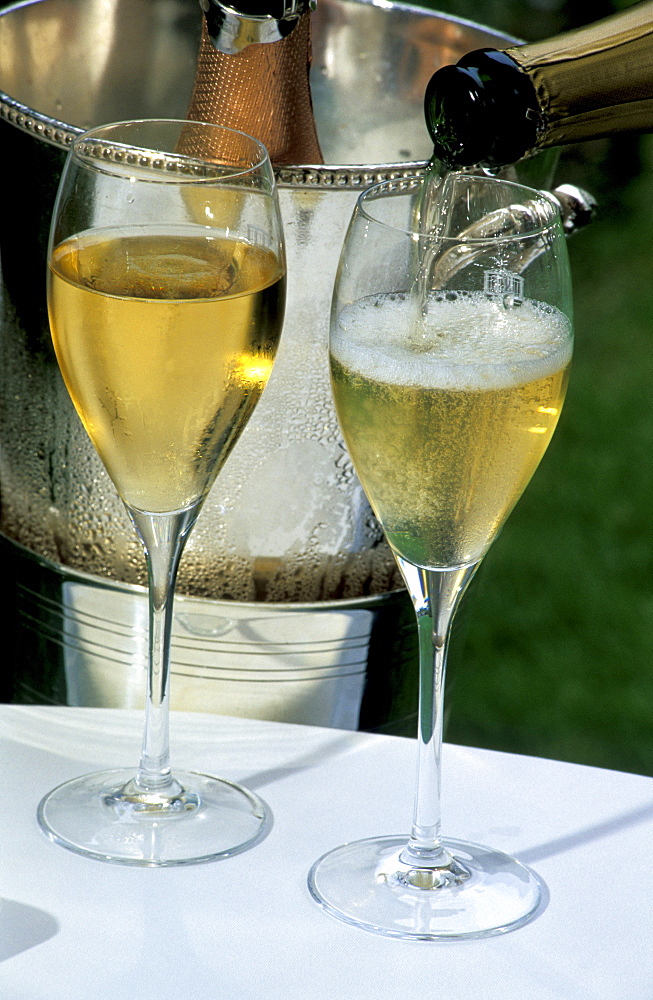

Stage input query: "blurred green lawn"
[{"left": 424, "top": 1, "right": 653, "bottom": 775}]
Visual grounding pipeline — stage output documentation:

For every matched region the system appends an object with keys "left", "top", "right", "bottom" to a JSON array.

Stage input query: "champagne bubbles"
[{"left": 333, "top": 290, "right": 572, "bottom": 392}]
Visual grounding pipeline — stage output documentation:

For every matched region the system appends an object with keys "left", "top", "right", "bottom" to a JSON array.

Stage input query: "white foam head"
[{"left": 332, "top": 291, "right": 572, "bottom": 391}]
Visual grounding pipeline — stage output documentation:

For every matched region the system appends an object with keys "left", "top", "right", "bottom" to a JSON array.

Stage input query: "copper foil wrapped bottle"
[{"left": 188, "top": 0, "right": 323, "bottom": 165}]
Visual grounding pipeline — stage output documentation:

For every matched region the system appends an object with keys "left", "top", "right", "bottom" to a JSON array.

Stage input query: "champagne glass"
[
  {"left": 308, "top": 172, "right": 573, "bottom": 937},
  {"left": 37, "top": 120, "right": 286, "bottom": 865}
]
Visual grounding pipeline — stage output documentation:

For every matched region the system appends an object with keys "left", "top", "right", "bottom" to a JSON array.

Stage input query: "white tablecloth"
[{"left": 1, "top": 705, "right": 652, "bottom": 999}]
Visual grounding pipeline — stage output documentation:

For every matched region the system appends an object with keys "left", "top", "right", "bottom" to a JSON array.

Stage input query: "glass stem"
[
  {"left": 127, "top": 504, "right": 200, "bottom": 795},
  {"left": 396, "top": 557, "right": 478, "bottom": 870}
]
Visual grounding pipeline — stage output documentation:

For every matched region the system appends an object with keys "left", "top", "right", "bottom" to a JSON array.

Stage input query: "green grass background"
[{"left": 420, "top": 0, "right": 652, "bottom": 776}]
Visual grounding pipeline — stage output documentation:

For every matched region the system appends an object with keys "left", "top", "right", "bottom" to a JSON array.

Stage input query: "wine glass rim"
[
  {"left": 356, "top": 174, "right": 562, "bottom": 242},
  {"left": 70, "top": 118, "right": 272, "bottom": 182}
]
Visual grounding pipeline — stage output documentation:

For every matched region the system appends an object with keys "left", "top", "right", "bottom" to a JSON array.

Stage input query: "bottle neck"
[
  {"left": 187, "top": 10, "right": 323, "bottom": 165},
  {"left": 424, "top": 49, "right": 540, "bottom": 170},
  {"left": 425, "top": 1, "right": 653, "bottom": 170},
  {"left": 203, "top": 0, "right": 312, "bottom": 54},
  {"left": 507, "top": 2, "right": 653, "bottom": 150}
]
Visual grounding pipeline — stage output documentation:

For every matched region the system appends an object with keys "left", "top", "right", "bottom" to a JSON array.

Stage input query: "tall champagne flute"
[
  {"left": 37, "top": 120, "right": 286, "bottom": 865},
  {"left": 309, "top": 172, "right": 573, "bottom": 937}
]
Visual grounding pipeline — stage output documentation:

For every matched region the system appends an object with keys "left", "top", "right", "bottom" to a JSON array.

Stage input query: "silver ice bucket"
[{"left": 0, "top": 0, "right": 512, "bottom": 730}]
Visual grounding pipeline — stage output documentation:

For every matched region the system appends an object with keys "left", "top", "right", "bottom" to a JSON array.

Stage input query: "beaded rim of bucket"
[{"left": 0, "top": 96, "right": 428, "bottom": 189}]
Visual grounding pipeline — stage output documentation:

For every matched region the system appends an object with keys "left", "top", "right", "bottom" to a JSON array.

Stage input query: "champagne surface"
[
  {"left": 49, "top": 228, "right": 285, "bottom": 514},
  {"left": 331, "top": 291, "right": 572, "bottom": 568}
]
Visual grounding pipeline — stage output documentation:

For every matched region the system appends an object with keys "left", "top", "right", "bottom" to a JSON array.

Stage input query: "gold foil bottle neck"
[{"left": 506, "top": 1, "right": 653, "bottom": 149}]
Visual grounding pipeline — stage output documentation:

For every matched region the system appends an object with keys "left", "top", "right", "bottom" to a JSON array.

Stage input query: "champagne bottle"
[
  {"left": 424, "top": 1, "right": 653, "bottom": 169},
  {"left": 187, "top": 0, "right": 323, "bottom": 165}
]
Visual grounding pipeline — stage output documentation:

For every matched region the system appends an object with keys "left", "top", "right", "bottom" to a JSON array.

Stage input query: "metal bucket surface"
[{"left": 0, "top": 0, "right": 511, "bottom": 728}]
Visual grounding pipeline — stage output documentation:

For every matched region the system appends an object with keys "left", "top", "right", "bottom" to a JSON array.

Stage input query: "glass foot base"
[
  {"left": 308, "top": 836, "right": 542, "bottom": 939},
  {"left": 37, "top": 768, "right": 269, "bottom": 866}
]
